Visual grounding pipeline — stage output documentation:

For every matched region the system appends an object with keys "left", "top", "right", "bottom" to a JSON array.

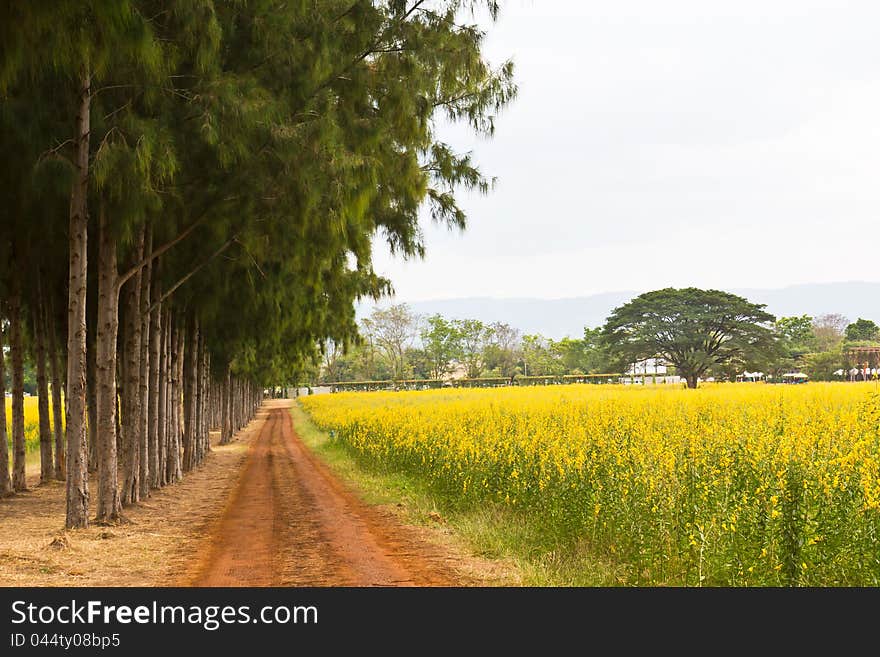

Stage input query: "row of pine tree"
[{"left": 0, "top": 1, "right": 514, "bottom": 527}]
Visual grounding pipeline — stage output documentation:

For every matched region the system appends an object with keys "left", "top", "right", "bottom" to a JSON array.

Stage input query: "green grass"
[{"left": 291, "top": 401, "right": 622, "bottom": 586}]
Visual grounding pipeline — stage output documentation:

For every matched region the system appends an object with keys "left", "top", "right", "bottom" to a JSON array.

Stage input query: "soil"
[
  {"left": 0, "top": 431, "right": 251, "bottom": 587},
  {"left": 0, "top": 399, "right": 499, "bottom": 587},
  {"left": 191, "top": 400, "right": 466, "bottom": 586}
]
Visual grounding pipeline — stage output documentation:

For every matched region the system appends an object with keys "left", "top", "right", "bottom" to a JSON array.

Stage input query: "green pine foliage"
[{"left": 1, "top": 0, "right": 515, "bottom": 384}]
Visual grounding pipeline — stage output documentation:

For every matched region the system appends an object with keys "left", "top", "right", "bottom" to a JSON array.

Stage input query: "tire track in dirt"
[
  {"left": 192, "top": 400, "right": 459, "bottom": 586},
  {"left": 190, "top": 409, "right": 277, "bottom": 586}
]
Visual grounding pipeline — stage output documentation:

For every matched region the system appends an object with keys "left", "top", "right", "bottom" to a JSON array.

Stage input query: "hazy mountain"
[{"left": 358, "top": 282, "right": 880, "bottom": 339}]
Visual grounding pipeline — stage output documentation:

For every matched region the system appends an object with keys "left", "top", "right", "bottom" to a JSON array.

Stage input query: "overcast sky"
[{"left": 370, "top": 0, "right": 880, "bottom": 301}]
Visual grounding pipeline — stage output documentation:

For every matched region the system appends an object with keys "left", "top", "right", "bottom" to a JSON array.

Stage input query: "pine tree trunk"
[
  {"left": 165, "top": 317, "right": 177, "bottom": 486},
  {"left": 241, "top": 381, "right": 246, "bottom": 427},
  {"left": 48, "top": 302, "right": 65, "bottom": 481},
  {"left": 86, "top": 336, "right": 97, "bottom": 473},
  {"left": 95, "top": 204, "right": 122, "bottom": 523},
  {"left": 115, "top": 359, "right": 122, "bottom": 450},
  {"left": 138, "top": 225, "right": 152, "bottom": 499},
  {"left": 206, "top": 351, "right": 211, "bottom": 453},
  {"left": 231, "top": 377, "right": 237, "bottom": 432},
  {"left": 201, "top": 338, "right": 210, "bottom": 456},
  {"left": 166, "top": 317, "right": 182, "bottom": 484},
  {"left": 210, "top": 374, "right": 217, "bottom": 433},
  {"left": 65, "top": 69, "right": 91, "bottom": 529},
  {"left": 120, "top": 225, "right": 144, "bottom": 505},
  {"left": 157, "top": 309, "right": 168, "bottom": 487},
  {"left": 173, "top": 320, "right": 185, "bottom": 481},
  {"left": 220, "top": 368, "right": 231, "bottom": 445},
  {"left": 229, "top": 375, "right": 235, "bottom": 437},
  {"left": 33, "top": 285, "right": 54, "bottom": 484},
  {"left": 199, "top": 348, "right": 205, "bottom": 459},
  {"left": 148, "top": 275, "right": 161, "bottom": 489},
  {"left": 182, "top": 319, "right": 198, "bottom": 472},
  {"left": 237, "top": 378, "right": 243, "bottom": 431},
  {"left": 9, "top": 280, "right": 27, "bottom": 492},
  {"left": 0, "top": 317, "right": 12, "bottom": 496},
  {"left": 233, "top": 378, "right": 239, "bottom": 432},
  {"left": 211, "top": 379, "right": 225, "bottom": 430},
  {"left": 193, "top": 330, "right": 203, "bottom": 466}
]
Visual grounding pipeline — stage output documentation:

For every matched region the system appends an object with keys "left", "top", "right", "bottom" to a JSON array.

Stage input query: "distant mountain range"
[{"left": 358, "top": 282, "right": 880, "bottom": 339}]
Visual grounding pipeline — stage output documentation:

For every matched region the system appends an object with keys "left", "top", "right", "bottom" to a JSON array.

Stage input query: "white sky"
[{"left": 371, "top": 0, "right": 880, "bottom": 301}]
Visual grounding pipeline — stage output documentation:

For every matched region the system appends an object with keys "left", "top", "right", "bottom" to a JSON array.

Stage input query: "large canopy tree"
[{"left": 601, "top": 288, "right": 777, "bottom": 388}]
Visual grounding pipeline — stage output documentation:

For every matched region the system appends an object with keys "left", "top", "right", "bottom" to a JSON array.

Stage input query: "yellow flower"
[{"left": 301, "top": 381, "right": 880, "bottom": 585}]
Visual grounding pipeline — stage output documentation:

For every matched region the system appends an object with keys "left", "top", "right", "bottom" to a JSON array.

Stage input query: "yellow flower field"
[
  {"left": 301, "top": 383, "right": 880, "bottom": 585},
  {"left": 4, "top": 397, "right": 53, "bottom": 452}
]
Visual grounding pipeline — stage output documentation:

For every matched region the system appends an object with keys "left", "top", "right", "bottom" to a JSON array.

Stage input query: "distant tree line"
[
  {"left": 313, "top": 304, "right": 613, "bottom": 384},
  {"left": 767, "top": 313, "right": 879, "bottom": 381},
  {"left": 311, "top": 293, "right": 880, "bottom": 387}
]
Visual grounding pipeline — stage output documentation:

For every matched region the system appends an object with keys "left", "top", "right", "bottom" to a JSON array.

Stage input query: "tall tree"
[
  {"left": 483, "top": 321, "right": 521, "bottom": 377},
  {"left": 771, "top": 315, "right": 817, "bottom": 377},
  {"left": 813, "top": 313, "right": 848, "bottom": 352},
  {"left": 776, "top": 315, "right": 816, "bottom": 354},
  {"left": 552, "top": 336, "right": 588, "bottom": 373},
  {"left": 521, "top": 333, "right": 563, "bottom": 376},
  {"left": 420, "top": 315, "right": 462, "bottom": 379},
  {"left": 454, "top": 319, "right": 489, "bottom": 378},
  {"left": 362, "top": 305, "right": 418, "bottom": 380},
  {"left": 581, "top": 326, "right": 610, "bottom": 374}
]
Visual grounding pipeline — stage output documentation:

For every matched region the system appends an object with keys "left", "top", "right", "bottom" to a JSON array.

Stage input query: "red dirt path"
[{"left": 192, "top": 400, "right": 460, "bottom": 586}]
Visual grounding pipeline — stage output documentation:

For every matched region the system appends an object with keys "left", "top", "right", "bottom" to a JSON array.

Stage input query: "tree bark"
[
  {"left": 65, "top": 69, "right": 91, "bottom": 528},
  {"left": 182, "top": 318, "right": 198, "bottom": 472},
  {"left": 9, "top": 280, "right": 27, "bottom": 492},
  {"left": 33, "top": 284, "right": 54, "bottom": 484},
  {"left": 48, "top": 300, "right": 65, "bottom": 481},
  {"left": 686, "top": 373, "right": 699, "bottom": 389},
  {"left": 148, "top": 272, "right": 161, "bottom": 489},
  {"left": 95, "top": 203, "right": 122, "bottom": 523},
  {"left": 138, "top": 224, "right": 152, "bottom": 499},
  {"left": 237, "top": 378, "right": 244, "bottom": 430},
  {"left": 172, "top": 319, "right": 185, "bottom": 481},
  {"left": 86, "top": 334, "right": 97, "bottom": 473},
  {"left": 220, "top": 367, "right": 231, "bottom": 445},
  {"left": 0, "top": 315, "right": 12, "bottom": 496},
  {"left": 200, "top": 336, "right": 210, "bottom": 456},
  {"left": 157, "top": 308, "right": 168, "bottom": 487},
  {"left": 165, "top": 317, "right": 182, "bottom": 484},
  {"left": 193, "top": 330, "right": 203, "bottom": 466},
  {"left": 165, "top": 316, "right": 177, "bottom": 485},
  {"left": 120, "top": 224, "right": 145, "bottom": 505}
]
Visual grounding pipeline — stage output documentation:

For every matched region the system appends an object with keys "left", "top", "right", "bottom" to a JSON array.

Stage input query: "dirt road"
[{"left": 192, "top": 400, "right": 460, "bottom": 586}]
